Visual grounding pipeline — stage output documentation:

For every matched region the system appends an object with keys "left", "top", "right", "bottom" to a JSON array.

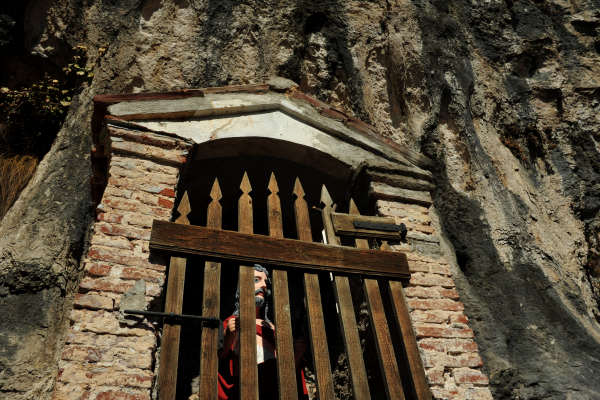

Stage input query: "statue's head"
[{"left": 233, "top": 264, "right": 272, "bottom": 322}]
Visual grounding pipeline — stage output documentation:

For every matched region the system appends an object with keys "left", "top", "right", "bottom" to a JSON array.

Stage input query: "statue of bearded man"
[{"left": 217, "top": 264, "right": 308, "bottom": 400}]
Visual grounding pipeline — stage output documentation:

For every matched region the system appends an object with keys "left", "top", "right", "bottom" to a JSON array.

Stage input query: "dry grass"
[{"left": 0, "top": 154, "right": 39, "bottom": 220}]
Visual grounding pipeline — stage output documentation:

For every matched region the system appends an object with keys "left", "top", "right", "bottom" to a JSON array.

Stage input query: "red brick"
[
  {"left": 87, "top": 246, "right": 166, "bottom": 271},
  {"left": 61, "top": 345, "right": 102, "bottom": 363},
  {"left": 119, "top": 267, "right": 165, "bottom": 283},
  {"left": 414, "top": 324, "right": 474, "bottom": 339},
  {"left": 418, "top": 338, "right": 479, "bottom": 354},
  {"left": 159, "top": 187, "right": 175, "bottom": 197},
  {"left": 111, "top": 140, "right": 188, "bottom": 166},
  {"left": 97, "top": 212, "right": 124, "bottom": 224},
  {"left": 131, "top": 191, "right": 160, "bottom": 206},
  {"left": 102, "top": 197, "right": 171, "bottom": 219},
  {"left": 453, "top": 367, "right": 489, "bottom": 385},
  {"left": 450, "top": 313, "right": 469, "bottom": 324},
  {"left": 74, "top": 293, "right": 114, "bottom": 310},
  {"left": 407, "top": 261, "right": 430, "bottom": 273},
  {"left": 79, "top": 277, "right": 134, "bottom": 294},
  {"left": 410, "top": 310, "right": 450, "bottom": 324},
  {"left": 440, "top": 288, "right": 460, "bottom": 300},
  {"left": 409, "top": 272, "right": 455, "bottom": 288},
  {"left": 404, "top": 286, "right": 459, "bottom": 300},
  {"left": 425, "top": 366, "right": 445, "bottom": 385},
  {"left": 407, "top": 298, "right": 464, "bottom": 311},
  {"left": 91, "top": 233, "right": 133, "bottom": 250},
  {"left": 86, "top": 263, "right": 112, "bottom": 277},
  {"left": 431, "top": 388, "right": 461, "bottom": 399},
  {"left": 446, "top": 353, "right": 483, "bottom": 368},
  {"left": 429, "top": 263, "right": 452, "bottom": 276},
  {"left": 157, "top": 197, "right": 174, "bottom": 209},
  {"left": 95, "top": 390, "right": 150, "bottom": 400}
]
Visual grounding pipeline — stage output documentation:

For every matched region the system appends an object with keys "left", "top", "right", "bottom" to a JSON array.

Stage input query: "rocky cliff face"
[{"left": 1, "top": 1, "right": 599, "bottom": 399}]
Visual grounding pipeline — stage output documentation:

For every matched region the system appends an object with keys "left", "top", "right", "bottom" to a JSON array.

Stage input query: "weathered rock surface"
[{"left": 1, "top": 0, "right": 599, "bottom": 399}]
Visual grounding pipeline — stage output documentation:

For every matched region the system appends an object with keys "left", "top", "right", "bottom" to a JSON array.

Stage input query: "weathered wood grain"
[
  {"left": 294, "top": 178, "right": 335, "bottom": 400},
  {"left": 268, "top": 173, "right": 298, "bottom": 400},
  {"left": 349, "top": 200, "right": 405, "bottom": 400},
  {"left": 321, "top": 189, "right": 370, "bottom": 400},
  {"left": 239, "top": 172, "right": 258, "bottom": 400},
  {"left": 198, "top": 180, "right": 223, "bottom": 400},
  {"left": 150, "top": 223, "right": 410, "bottom": 279},
  {"left": 389, "top": 280, "right": 432, "bottom": 400},
  {"left": 158, "top": 192, "right": 191, "bottom": 400}
]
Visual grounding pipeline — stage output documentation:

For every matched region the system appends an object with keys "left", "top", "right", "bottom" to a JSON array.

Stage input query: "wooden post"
[
  {"left": 389, "top": 279, "right": 432, "bottom": 400},
  {"left": 198, "top": 179, "right": 223, "bottom": 400},
  {"left": 238, "top": 172, "right": 259, "bottom": 400},
  {"left": 320, "top": 187, "right": 371, "bottom": 400},
  {"left": 268, "top": 173, "right": 298, "bottom": 400},
  {"left": 158, "top": 191, "right": 191, "bottom": 400},
  {"left": 293, "top": 178, "right": 335, "bottom": 400}
]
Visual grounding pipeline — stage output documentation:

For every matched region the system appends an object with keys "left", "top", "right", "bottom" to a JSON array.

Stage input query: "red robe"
[{"left": 218, "top": 316, "right": 308, "bottom": 400}]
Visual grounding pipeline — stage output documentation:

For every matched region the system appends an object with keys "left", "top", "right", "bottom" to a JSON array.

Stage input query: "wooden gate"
[{"left": 149, "top": 172, "right": 431, "bottom": 400}]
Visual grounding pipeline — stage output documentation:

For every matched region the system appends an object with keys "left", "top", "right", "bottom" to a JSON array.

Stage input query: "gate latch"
[{"left": 123, "top": 309, "right": 220, "bottom": 327}]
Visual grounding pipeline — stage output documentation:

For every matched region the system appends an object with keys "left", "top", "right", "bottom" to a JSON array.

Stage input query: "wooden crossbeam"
[{"left": 150, "top": 221, "right": 409, "bottom": 279}]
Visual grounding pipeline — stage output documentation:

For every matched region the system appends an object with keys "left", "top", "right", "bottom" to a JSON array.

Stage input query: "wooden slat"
[
  {"left": 150, "top": 223, "right": 410, "bottom": 279},
  {"left": 350, "top": 200, "right": 406, "bottom": 400},
  {"left": 389, "top": 280, "right": 432, "bottom": 400},
  {"left": 198, "top": 179, "right": 223, "bottom": 400},
  {"left": 238, "top": 172, "right": 258, "bottom": 400},
  {"left": 294, "top": 178, "right": 335, "bottom": 400},
  {"left": 268, "top": 173, "right": 298, "bottom": 400},
  {"left": 321, "top": 187, "right": 370, "bottom": 400},
  {"left": 158, "top": 192, "right": 191, "bottom": 400},
  {"left": 331, "top": 212, "right": 402, "bottom": 240}
]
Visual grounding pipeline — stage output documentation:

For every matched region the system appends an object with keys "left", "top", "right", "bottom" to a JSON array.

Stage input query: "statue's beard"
[{"left": 255, "top": 289, "right": 266, "bottom": 308}]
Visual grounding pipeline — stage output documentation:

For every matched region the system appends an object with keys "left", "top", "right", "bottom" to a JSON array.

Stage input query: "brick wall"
[
  {"left": 376, "top": 199, "right": 493, "bottom": 400},
  {"left": 53, "top": 125, "right": 192, "bottom": 400}
]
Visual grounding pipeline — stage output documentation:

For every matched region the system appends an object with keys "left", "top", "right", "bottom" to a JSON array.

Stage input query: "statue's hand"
[{"left": 225, "top": 317, "right": 239, "bottom": 335}]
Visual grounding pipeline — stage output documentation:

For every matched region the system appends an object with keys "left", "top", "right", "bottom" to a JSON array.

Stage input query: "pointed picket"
[
  {"left": 158, "top": 190, "right": 191, "bottom": 400},
  {"left": 268, "top": 173, "right": 298, "bottom": 400},
  {"left": 198, "top": 179, "right": 223, "bottom": 400},
  {"left": 294, "top": 178, "right": 335, "bottom": 399},
  {"left": 238, "top": 172, "right": 258, "bottom": 400},
  {"left": 350, "top": 198, "right": 406, "bottom": 400},
  {"left": 321, "top": 187, "right": 371, "bottom": 400}
]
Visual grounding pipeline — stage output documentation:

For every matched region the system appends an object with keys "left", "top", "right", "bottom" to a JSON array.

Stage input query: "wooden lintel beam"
[{"left": 150, "top": 220, "right": 409, "bottom": 279}]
